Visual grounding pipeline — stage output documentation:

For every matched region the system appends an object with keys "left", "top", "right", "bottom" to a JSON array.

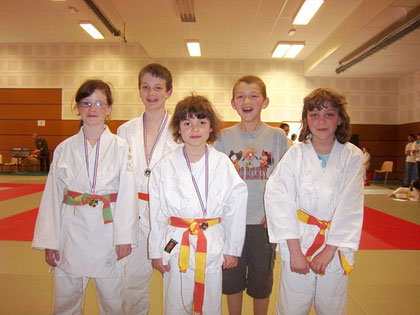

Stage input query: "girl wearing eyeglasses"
[{"left": 32, "top": 79, "right": 139, "bottom": 314}]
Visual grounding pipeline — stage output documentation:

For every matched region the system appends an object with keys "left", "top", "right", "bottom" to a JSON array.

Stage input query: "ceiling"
[{"left": 0, "top": 0, "right": 419, "bottom": 78}]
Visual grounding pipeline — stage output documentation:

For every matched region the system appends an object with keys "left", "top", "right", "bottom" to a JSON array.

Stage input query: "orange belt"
[
  {"left": 138, "top": 192, "right": 149, "bottom": 201},
  {"left": 297, "top": 209, "right": 354, "bottom": 275},
  {"left": 168, "top": 217, "right": 221, "bottom": 314}
]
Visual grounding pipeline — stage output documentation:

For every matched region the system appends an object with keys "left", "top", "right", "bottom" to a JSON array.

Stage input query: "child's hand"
[
  {"left": 152, "top": 258, "right": 170, "bottom": 275},
  {"left": 310, "top": 245, "right": 337, "bottom": 274},
  {"left": 45, "top": 249, "right": 60, "bottom": 267},
  {"left": 116, "top": 244, "right": 132, "bottom": 261},
  {"left": 289, "top": 251, "right": 310, "bottom": 274},
  {"left": 223, "top": 255, "right": 238, "bottom": 269},
  {"left": 287, "top": 239, "right": 310, "bottom": 274}
]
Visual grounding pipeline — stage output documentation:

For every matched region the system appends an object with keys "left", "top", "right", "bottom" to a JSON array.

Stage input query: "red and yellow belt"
[
  {"left": 168, "top": 216, "right": 221, "bottom": 314},
  {"left": 297, "top": 209, "right": 354, "bottom": 275},
  {"left": 62, "top": 189, "right": 117, "bottom": 224}
]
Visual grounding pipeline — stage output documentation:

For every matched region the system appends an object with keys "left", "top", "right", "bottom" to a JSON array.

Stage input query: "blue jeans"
[{"left": 404, "top": 162, "right": 417, "bottom": 185}]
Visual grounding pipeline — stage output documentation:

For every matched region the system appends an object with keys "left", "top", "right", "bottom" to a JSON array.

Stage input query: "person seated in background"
[
  {"left": 32, "top": 133, "right": 50, "bottom": 172},
  {"left": 388, "top": 179, "right": 420, "bottom": 201}
]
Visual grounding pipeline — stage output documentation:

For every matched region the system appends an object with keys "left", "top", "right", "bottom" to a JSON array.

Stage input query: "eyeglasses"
[{"left": 78, "top": 100, "right": 109, "bottom": 109}]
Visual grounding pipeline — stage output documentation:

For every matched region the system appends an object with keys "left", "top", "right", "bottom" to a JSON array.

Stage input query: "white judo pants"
[
  {"left": 123, "top": 223, "right": 153, "bottom": 315},
  {"left": 163, "top": 256, "right": 222, "bottom": 315},
  {"left": 276, "top": 261, "right": 348, "bottom": 315},
  {"left": 53, "top": 269, "right": 124, "bottom": 315}
]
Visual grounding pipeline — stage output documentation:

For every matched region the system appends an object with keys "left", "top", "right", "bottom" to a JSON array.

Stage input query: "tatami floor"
[{"left": 0, "top": 174, "right": 419, "bottom": 315}]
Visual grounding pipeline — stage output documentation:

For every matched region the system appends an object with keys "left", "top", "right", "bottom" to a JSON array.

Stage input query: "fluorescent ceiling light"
[
  {"left": 79, "top": 23, "right": 104, "bottom": 39},
  {"left": 293, "top": 0, "right": 324, "bottom": 25},
  {"left": 284, "top": 44, "right": 305, "bottom": 58},
  {"left": 272, "top": 42, "right": 305, "bottom": 58},
  {"left": 272, "top": 44, "right": 291, "bottom": 58},
  {"left": 187, "top": 41, "right": 201, "bottom": 57}
]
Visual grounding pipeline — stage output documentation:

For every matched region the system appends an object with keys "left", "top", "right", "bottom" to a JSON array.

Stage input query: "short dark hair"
[
  {"left": 138, "top": 63, "right": 172, "bottom": 91},
  {"left": 170, "top": 94, "right": 222, "bottom": 144},
  {"left": 280, "top": 123, "right": 289, "bottom": 130},
  {"left": 232, "top": 75, "right": 267, "bottom": 99},
  {"left": 299, "top": 88, "right": 351, "bottom": 144}
]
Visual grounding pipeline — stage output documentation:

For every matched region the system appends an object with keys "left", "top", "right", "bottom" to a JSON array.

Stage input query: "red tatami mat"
[
  {"left": 1, "top": 183, "right": 419, "bottom": 248},
  {"left": 0, "top": 208, "right": 38, "bottom": 241},
  {"left": 359, "top": 206, "right": 420, "bottom": 250},
  {"left": 0, "top": 183, "right": 45, "bottom": 202}
]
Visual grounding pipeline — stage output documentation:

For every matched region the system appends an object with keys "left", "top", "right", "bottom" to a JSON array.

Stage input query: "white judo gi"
[
  {"left": 117, "top": 113, "right": 178, "bottom": 314},
  {"left": 32, "top": 126, "right": 139, "bottom": 314},
  {"left": 265, "top": 139, "right": 364, "bottom": 315},
  {"left": 148, "top": 145, "right": 248, "bottom": 315}
]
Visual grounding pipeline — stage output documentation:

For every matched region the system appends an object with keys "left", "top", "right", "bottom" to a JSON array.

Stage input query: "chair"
[
  {"left": 21, "top": 156, "right": 39, "bottom": 172},
  {"left": 4, "top": 157, "right": 18, "bottom": 172},
  {"left": 373, "top": 161, "right": 393, "bottom": 184}
]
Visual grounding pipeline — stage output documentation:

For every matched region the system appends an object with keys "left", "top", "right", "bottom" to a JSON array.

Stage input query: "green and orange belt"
[
  {"left": 168, "top": 216, "right": 221, "bottom": 315},
  {"left": 62, "top": 189, "right": 117, "bottom": 224},
  {"left": 297, "top": 209, "right": 354, "bottom": 275}
]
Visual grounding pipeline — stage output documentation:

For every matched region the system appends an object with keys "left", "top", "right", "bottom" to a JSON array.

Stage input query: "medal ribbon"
[
  {"left": 143, "top": 111, "right": 169, "bottom": 170},
  {"left": 84, "top": 134, "right": 101, "bottom": 194},
  {"left": 62, "top": 189, "right": 117, "bottom": 224},
  {"left": 183, "top": 145, "right": 208, "bottom": 217}
]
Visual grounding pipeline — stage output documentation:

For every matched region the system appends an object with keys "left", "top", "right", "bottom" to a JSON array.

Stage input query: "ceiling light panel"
[
  {"left": 80, "top": 23, "right": 104, "bottom": 39},
  {"left": 293, "top": 0, "right": 324, "bottom": 25},
  {"left": 187, "top": 41, "right": 201, "bottom": 56},
  {"left": 284, "top": 44, "right": 305, "bottom": 58}
]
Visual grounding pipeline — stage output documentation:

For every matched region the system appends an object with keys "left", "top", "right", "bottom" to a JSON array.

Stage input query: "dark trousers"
[{"left": 39, "top": 155, "right": 50, "bottom": 172}]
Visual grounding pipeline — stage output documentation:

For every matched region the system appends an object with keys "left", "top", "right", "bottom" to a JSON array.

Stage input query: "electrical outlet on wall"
[{"left": 37, "top": 120, "right": 45, "bottom": 126}]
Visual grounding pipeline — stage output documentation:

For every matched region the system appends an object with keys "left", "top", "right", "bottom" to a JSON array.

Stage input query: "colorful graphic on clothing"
[{"left": 231, "top": 146, "right": 275, "bottom": 180}]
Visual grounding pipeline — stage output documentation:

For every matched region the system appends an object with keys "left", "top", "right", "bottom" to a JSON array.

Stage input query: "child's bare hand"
[
  {"left": 152, "top": 258, "right": 170, "bottom": 274},
  {"left": 45, "top": 249, "right": 60, "bottom": 267},
  {"left": 223, "top": 255, "right": 238, "bottom": 269},
  {"left": 290, "top": 251, "right": 310, "bottom": 274},
  {"left": 116, "top": 244, "right": 132, "bottom": 260},
  {"left": 310, "top": 245, "right": 337, "bottom": 274}
]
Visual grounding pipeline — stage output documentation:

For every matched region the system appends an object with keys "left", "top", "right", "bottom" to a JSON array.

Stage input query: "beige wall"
[
  {"left": 0, "top": 42, "right": 418, "bottom": 125},
  {"left": 398, "top": 71, "right": 420, "bottom": 124}
]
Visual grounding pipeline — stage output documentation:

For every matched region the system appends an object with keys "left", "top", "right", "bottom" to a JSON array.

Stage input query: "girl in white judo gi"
[
  {"left": 32, "top": 80, "right": 139, "bottom": 314},
  {"left": 148, "top": 95, "right": 248, "bottom": 315},
  {"left": 265, "top": 88, "right": 364, "bottom": 315}
]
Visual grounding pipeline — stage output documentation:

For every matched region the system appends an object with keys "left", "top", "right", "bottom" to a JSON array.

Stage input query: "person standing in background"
[
  {"left": 412, "top": 132, "right": 420, "bottom": 179},
  {"left": 32, "top": 133, "right": 50, "bottom": 172},
  {"left": 404, "top": 134, "right": 416, "bottom": 187},
  {"left": 280, "top": 123, "right": 294, "bottom": 149},
  {"left": 362, "top": 147, "right": 371, "bottom": 186}
]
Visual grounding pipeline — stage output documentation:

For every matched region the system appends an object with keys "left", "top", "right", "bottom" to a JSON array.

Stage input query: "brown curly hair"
[
  {"left": 299, "top": 88, "right": 351, "bottom": 144},
  {"left": 170, "top": 94, "right": 223, "bottom": 144}
]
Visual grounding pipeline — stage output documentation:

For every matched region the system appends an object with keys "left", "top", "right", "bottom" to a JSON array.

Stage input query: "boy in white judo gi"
[
  {"left": 265, "top": 88, "right": 364, "bottom": 315},
  {"left": 32, "top": 80, "right": 139, "bottom": 314},
  {"left": 148, "top": 95, "right": 248, "bottom": 314},
  {"left": 117, "top": 63, "right": 178, "bottom": 314},
  {"left": 215, "top": 75, "right": 287, "bottom": 315}
]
